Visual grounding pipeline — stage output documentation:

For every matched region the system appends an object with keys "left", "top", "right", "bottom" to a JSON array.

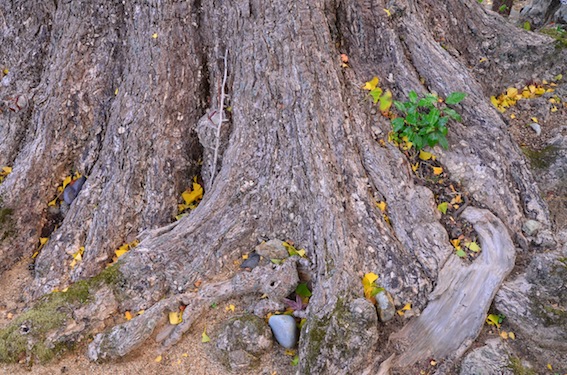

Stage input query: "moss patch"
[
  {"left": 539, "top": 27, "right": 567, "bottom": 49},
  {"left": 521, "top": 145, "right": 560, "bottom": 169},
  {"left": 0, "top": 263, "right": 124, "bottom": 363},
  {"left": 507, "top": 356, "right": 537, "bottom": 375}
]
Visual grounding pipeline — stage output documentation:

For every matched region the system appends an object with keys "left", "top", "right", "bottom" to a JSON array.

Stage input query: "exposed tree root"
[{"left": 88, "top": 257, "right": 300, "bottom": 361}]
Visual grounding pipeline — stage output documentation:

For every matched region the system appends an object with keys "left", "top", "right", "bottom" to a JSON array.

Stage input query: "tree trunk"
[
  {"left": 1, "top": 0, "right": 566, "bottom": 373},
  {"left": 520, "top": 0, "right": 567, "bottom": 27}
]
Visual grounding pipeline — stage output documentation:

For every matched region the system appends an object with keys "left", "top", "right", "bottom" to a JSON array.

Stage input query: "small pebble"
[
  {"left": 240, "top": 252, "right": 260, "bottom": 269},
  {"left": 268, "top": 315, "right": 298, "bottom": 348},
  {"left": 529, "top": 123, "right": 541, "bottom": 136},
  {"left": 522, "top": 219, "right": 542, "bottom": 236}
]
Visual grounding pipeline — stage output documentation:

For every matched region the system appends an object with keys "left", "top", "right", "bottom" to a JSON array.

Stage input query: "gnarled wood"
[{"left": 1, "top": 0, "right": 566, "bottom": 373}]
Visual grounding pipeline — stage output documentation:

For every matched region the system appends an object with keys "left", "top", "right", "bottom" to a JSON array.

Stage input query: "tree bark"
[{"left": 1, "top": 0, "right": 566, "bottom": 373}]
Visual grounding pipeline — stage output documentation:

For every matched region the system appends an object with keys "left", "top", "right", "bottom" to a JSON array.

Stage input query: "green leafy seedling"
[{"left": 390, "top": 91, "right": 466, "bottom": 150}]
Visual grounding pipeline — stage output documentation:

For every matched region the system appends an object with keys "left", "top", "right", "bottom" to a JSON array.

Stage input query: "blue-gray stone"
[
  {"left": 63, "top": 176, "right": 87, "bottom": 205},
  {"left": 268, "top": 315, "right": 298, "bottom": 349}
]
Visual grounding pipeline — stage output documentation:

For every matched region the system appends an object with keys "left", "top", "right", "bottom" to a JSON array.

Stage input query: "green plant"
[{"left": 390, "top": 91, "right": 466, "bottom": 150}]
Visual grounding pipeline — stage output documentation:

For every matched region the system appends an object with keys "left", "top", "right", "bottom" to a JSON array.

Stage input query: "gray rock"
[
  {"left": 255, "top": 239, "right": 289, "bottom": 259},
  {"left": 460, "top": 338, "right": 513, "bottom": 375},
  {"left": 529, "top": 123, "right": 541, "bottom": 136},
  {"left": 63, "top": 176, "right": 87, "bottom": 205},
  {"left": 216, "top": 314, "right": 273, "bottom": 371},
  {"left": 375, "top": 290, "right": 396, "bottom": 322},
  {"left": 240, "top": 251, "right": 260, "bottom": 269},
  {"left": 522, "top": 219, "right": 542, "bottom": 236},
  {"left": 268, "top": 314, "right": 298, "bottom": 348}
]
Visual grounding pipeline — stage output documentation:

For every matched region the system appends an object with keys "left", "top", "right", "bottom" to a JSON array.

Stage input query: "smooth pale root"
[{"left": 384, "top": 207, "right": 515, "bottom": 368}]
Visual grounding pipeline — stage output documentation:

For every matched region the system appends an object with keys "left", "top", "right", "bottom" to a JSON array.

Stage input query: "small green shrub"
[{"left": 390, "top": 91, "right": 466, "bottom": 150}]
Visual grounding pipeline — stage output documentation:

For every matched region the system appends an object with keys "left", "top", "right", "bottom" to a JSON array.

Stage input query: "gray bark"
[{"left": 1, "top": 0, "right": 566, "bottom": 373}]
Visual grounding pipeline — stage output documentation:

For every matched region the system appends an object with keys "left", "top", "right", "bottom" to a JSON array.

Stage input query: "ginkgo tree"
[{"left": 0, "top": 0, "right": 566, "bottom": 374}]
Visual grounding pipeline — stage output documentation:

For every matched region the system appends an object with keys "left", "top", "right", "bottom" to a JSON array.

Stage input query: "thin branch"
[{"left": 210, "top": 49, "right": 228, "bottom": 187}]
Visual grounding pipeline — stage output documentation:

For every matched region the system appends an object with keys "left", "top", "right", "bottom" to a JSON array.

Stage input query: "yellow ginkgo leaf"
[
  {"left": 402, "top": 303, "right": 411, "bottom": 311},
  {"left": 125, "top": 311, "right": 133, "bottom": 320},
  {"left": 152, "top": 33, "right": 158, "bottom": 39},
  {"left": 363, "top": 77, "right": 379, "bottom": 91},
  {"left": 506, "top": 87, "right": 518, "bottom": 98},
  {"left": 383, "top": 8, "right": 391, "bottom": 17},
  {"left": 202, "top": 327, "right": 210, "bottom": 343},
  {"left": 432, "top": 167, "right": 443, "bottom": 175},
  {"left": 225, "top": 304, "right": 235, "bottom": 312},
  {"left": 182, "top": 182, "right": 204, "bottom": 206},
  {"left": 531, "top": 117, "right": 538, "bottom": 123},
  {"left": 155, "top": 355, "right": 162, "bottom": 362},
  {"left": 500, "top": 331, "right": 508, "bottom": 339},
  {"left": 62, "top": 175, "right": 72, "bottom": 190},
  {"left": 419, "top": 150, "right": 433, "bottom": 160},
  {"left": 1, "top": 166, "right": 12, "bottom": 174},
  {"left": 508, "top": 331, "right": 515, "bottom": 340},
  {"left": 510, "top": 114, "right": 516, "bottom": 119},
  {"left": 490, "top": 96, "right": 499, "bottom": 108},
  {"left": 39, "top": 237, "right": 49, "bottom": 245},
  {"left": 379, "top": 90, "right": 393, "bottom": 113},
  {"left": 169, "top": 311, "right": 183, "bottom": 325},
  {"left": 551, "top": 106, "right": 558, "bottom": 113},
  {"left": 535, "top": 87, "right": 545, "bottom": 95},
  {"left": 411, "top": 163, "right": 419, "bottom": 172},
  {"left": 376, "top": 201, "right": 387, "bottom": 212}
]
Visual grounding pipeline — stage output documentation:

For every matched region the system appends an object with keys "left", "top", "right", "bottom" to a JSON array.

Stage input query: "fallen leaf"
[
  {"left": 500, "top": 331, "right": 508, "bottom": 339},
  {"left": 547, "top": 364, "right": 552, "bottom": 370},
  {"left": 509, "top": 331, "right": 515, "bottom": 340},
  {"left": 152, "top": 33, "right": 158, "bottom": 39},
  {"left": 363, "top": 77, "right": 379, "bottom": 91},
  {"left": 466, "top": 241, "right": 481, "bottom": 252},
  {"left": 437, "top": 202, "right": 449, "bottom": 214},
  {"left": 340, "top": 54, "right": 349, "bottom": 63},
  {"left": 376, "top": 201, "right": 387, "bottom": 212},
  {"left": 125, "top": 311, "right": 133, "bottom": 320},
  {"left": 456, "top": 249, "right": 466, "bottom": 258},
  {"left": 182, "top": 353, "right": 188, "bottom": 357},
  {"left": 194, "top": 280, "right": 202, "bottom": 288},
  {"left": 432, "top": 166, "right": 443, "bottom": 175},
  {"left": 155, "top": 355, "right": 162, "bottom": 362},
  {"left": 39, "top": 237, "right": 49, "bottom": 246},
  {"left": 383, "top": 8, "right": 391, "bottom": 17},
  {"left": 419, "top": 150, "right": 433, "bottom": 161},
  {"left": 169, "top": 311, "right": 182, "bottom": 325},
  {"left": 402, "top": 303, "right": 411, "bottom": 311},
  {"left": 510, "top": 113, "right": 516, "bottom": 119},
  {"left": 291, "top": 355, "right": 299, "bottom": 366},
  {"left": 379, "top": 89, "right": 393, "bottom": 113},
  {"left": 411, "top": 163, "right": 419, "bottom": 172},
  {"left": 202, "top": 327, "right": 210, "bottom": 343},
  {"left": 531, "top": 117, "right": 538, "bottom": 123},
  {"left": 285, "top": 349, "right": 296, "bottom": 356},
  {"left": 225, "top": 304, "right": 235, "bottom": 312}
]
